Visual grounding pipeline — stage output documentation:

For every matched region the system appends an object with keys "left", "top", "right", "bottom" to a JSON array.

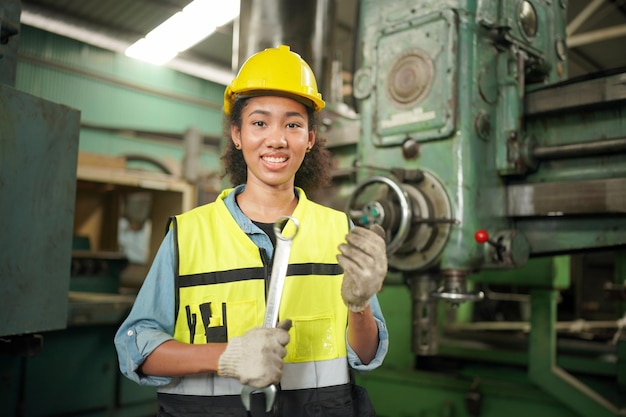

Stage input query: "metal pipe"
[
  {"left": 407, "top": 273, "right": 439, "bottom": 356},
  {"left": 446, "top": 319, "right": 622, "bottom": 332},
  {"left": 237, "top": 0, "right": 336, "bottom": 100},
  {"left": 528, "top": 289, "right": 624, "bottom": 417},
  {"left": 568, "top": 24, "right": 626, "bottom": 48},
  {"left": 566, "top": 0, "right": 604, "bottom": 36},
  {"left": 532, "top": 137, "right": 626, "bottom": 160}
]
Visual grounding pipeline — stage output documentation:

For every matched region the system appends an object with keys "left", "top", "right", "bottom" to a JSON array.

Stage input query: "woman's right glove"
[{"left": 217, "top": 319, "right": 292, "bottom": 388}]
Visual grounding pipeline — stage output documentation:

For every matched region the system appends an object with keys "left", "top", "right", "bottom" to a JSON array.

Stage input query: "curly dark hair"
[{"left": 220, "top": 96, "right": 332, "bottom": 193}]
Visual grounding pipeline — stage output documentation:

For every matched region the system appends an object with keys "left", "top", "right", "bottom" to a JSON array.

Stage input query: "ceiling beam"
[{"left": 568, "top": 24, "right": 626, "bottom": 47}]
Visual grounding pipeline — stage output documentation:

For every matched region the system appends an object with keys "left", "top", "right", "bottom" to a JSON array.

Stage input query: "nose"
[{"left": 265, "top": 126, "right": 287, "bottom": 148}]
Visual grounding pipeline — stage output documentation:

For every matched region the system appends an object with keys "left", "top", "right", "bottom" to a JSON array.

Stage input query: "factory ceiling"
[{"left": 17, "top": 0, "right": 626, "bottom": 85}]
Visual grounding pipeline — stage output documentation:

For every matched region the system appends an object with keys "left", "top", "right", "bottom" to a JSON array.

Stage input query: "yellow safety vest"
[{"left": 170, "top": 188, "right": 350, "bottom": 369}]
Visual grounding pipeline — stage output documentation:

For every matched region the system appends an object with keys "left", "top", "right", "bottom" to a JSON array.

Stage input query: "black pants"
[{"left": 157, "top": 383, "right": 375, "bottom": 417}]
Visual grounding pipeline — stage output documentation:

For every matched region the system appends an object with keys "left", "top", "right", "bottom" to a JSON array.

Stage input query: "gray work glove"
[
  {"left": 218, "top": 319, "right": 292, "bottom": 388},
  {"left": 337, "top": 225, "right": 387, "bottom": 312}
]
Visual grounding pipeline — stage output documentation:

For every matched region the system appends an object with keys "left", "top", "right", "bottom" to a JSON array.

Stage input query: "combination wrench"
[{"left": 240, "top": 215, "right": 299, "bottom": 412}]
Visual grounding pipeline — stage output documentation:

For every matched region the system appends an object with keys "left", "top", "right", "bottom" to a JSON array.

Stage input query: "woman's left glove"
[{"left": 337, "top": 225, "right": 387, "bottom": 312}]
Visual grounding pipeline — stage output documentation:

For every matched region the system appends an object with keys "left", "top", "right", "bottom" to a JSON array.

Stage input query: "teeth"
[{"left": 263, "top": 156, "right": 286, "bottom": 163}]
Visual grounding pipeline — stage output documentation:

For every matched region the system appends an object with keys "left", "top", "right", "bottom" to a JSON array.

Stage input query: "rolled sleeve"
[
  {"left": 115, "top": 325, "right": 173, "bottom": 386},
  {"left": 346, "top": 295, "right": 389, "bottom": 372},
  {"left": 113, "top": 230, "right": 178, "bottom": 386}
]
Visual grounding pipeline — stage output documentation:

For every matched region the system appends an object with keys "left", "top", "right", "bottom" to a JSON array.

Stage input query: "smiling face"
[{"left": 231, "top": 95, "right": 315, "bottom": 191}]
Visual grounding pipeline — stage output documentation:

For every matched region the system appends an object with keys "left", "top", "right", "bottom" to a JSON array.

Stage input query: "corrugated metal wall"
[{"left": 15, "top": 25, "right": 225, "bottom": 172}]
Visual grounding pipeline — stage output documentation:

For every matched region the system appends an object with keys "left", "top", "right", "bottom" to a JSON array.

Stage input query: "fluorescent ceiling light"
[{"left": 126, "top": 0, "right": 240, "bottom": 66}]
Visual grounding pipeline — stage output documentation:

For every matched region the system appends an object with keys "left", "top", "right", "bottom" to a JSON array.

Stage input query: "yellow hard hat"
[{"left": 224, "top": 44, "right": 325, "bottom": 115}]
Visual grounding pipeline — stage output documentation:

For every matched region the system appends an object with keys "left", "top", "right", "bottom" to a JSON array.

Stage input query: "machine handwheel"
[{"left": 346, "top": 175, "right": 412, "bottom": 255}]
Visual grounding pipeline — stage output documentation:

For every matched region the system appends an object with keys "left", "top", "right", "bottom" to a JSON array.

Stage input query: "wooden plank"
[{"left": 78, "top": 151, "right": 126, "bottom": 170}]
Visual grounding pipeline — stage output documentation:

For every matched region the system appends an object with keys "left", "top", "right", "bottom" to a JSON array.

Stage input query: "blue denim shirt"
[{"left": 114, "top": 185, "right": 389, "bottom": 386}]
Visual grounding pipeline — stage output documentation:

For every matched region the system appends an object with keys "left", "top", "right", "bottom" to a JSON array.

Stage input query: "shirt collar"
[
  {"left": 222, "top": 184, "right": 302, "bottom": 232},
  {"left": 223, "top": 184, "right": 259, "bottom": 234}
]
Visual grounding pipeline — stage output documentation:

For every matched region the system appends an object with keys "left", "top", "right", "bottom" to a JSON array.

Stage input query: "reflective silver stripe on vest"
[
  {"left": 281, "top": 357, "right": 350, "bottom": 390},
  {"left": 157, "top": 373, "right": 242, "bottom": 396},
  {"left": 156, "top": 357, "right": 349, "bottom": 396}
]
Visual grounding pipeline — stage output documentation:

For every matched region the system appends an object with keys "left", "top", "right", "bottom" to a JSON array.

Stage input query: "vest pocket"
[{"left": 287, "top": 315, "right": 338, "bottom": 362}]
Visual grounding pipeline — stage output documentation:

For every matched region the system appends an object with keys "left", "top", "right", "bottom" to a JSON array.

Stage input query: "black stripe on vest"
[
  {"left": 179, "top": 263, "right": 343, "bottom": 287},
  {"left": 288, "top": 263, "right": 343, "bottom": 276},
  {"left": 179, "top": 266, "right": 264, "bottom": 287}
]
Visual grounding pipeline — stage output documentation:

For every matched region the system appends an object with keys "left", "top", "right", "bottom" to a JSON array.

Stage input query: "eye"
[
  {"left": 253, "top": 120, "right": 266, "bottom": 127},
  {"left": 286, "top": 122, "right": 302, "bottom": 129}
]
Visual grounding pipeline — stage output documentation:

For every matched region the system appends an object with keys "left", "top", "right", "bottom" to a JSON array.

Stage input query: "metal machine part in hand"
[
  {"left": 346, "top": 172, "right": 455, "bottom": 272},
  {"left": 240, "top": 215, "right": 299, "bottom": 412}
]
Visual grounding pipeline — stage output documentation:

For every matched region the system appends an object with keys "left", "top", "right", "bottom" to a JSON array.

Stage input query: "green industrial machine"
[
  {"left": 0, "top": 1, "right": 157, "bottom": 415},
  {"left": 338, "top": 1, "right": 626, "bottom": 416},
  {"left": 0, "top": 0, "right": 79, "bottom": 339},
  {"left": 2, "top": 0, "right": 625, "bottom": 416}
]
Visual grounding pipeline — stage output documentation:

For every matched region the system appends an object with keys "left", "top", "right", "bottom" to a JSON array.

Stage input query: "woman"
[{"left": 114, "top": 44, "right": 388, "bottom": 417}]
